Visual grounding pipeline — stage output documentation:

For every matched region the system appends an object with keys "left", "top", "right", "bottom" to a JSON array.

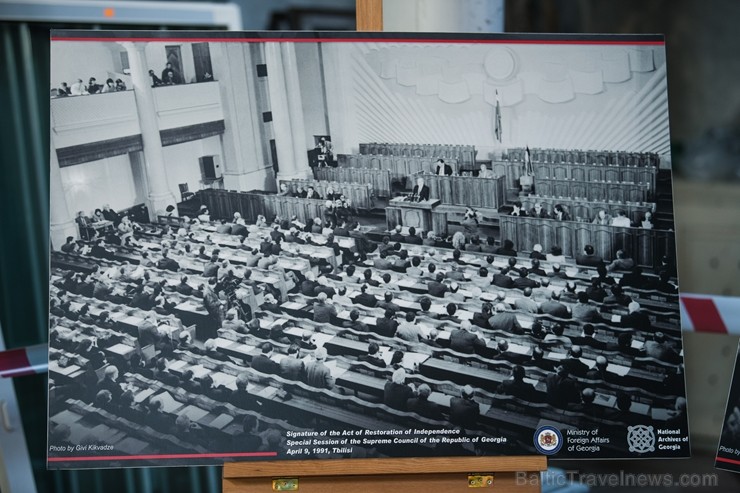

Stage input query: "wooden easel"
[{"left": 223, "top": 1, "right": 548, "bottom": 490}]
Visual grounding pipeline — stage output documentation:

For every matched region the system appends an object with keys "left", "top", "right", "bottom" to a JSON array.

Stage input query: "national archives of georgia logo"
[{"left": 627, "top": 425, "right": 656, "bottom": 453}]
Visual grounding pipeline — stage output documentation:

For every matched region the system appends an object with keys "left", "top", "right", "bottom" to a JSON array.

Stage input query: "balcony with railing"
[{"left": 51, "top": 90, "right": 142, "bottom": 166}]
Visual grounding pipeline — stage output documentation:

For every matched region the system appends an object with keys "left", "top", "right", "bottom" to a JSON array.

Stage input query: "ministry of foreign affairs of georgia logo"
[
  {"left": 627, "top": 425, "right": 656, "bottom": 453},
  {"left": 534, "top": 426, "right": 562, "bottom": 455}
]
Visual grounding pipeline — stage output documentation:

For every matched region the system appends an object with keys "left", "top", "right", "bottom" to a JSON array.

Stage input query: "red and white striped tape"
[
  {"left": 0, "top": 294, "right": 736, "bottom": 378},
  {"left": 0, "top": 344, "right": 47, "bottom": 378},
  {"left": 681, "top": 293, "right": 740, "bottom": 335}
]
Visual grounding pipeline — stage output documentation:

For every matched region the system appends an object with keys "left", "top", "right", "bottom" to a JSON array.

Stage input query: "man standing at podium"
[{"left": 408, "top": 177, "right": 430, "bottom": 202}]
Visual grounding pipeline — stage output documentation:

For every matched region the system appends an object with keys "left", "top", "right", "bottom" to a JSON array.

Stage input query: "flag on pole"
[
  {"left": 525, "top": 145, "right": 532, "bottom": 175},
  {"left": 494, "top": 89, "right": 502, "bottom": 143}
]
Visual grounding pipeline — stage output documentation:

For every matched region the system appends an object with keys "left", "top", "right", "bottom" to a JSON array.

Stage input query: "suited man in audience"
[
  {"left": 405, "top": 226, "right": 423, "bottom": 245},
  {"left": 478, "top": 164, "right": 494, "bottom": 178},
  {"left": 644, "top": 332, "right": 682, "bottom": 364},
  {"left": 514, "top": 287, "right": 539, "bottom": 314},
  {"left": 654, "top": 270, "right": 678, "bottom": 294},
  {"left": 351, "top": 284, "right": 377, "bottom": 308},
  {"left": 563, "top": 345, "right": 589, "bottom": 377},
  {"left": 342, "top": 308, "right": 370, "bottom": 333},
  {"left": 491, "top": 266, "right": 514, "bottom": 289},
  {"left": 607, "top": 249, "right": 635, "bottom": 272},
  {"left": 572, "top": 291, "right": 602, "bottom": 323},
  {"left": 499, "top": 365, "right": 539, "bottom": 402},
  {"left": 409, "top": 177, "right": 430, "bottom": 202},
  {"left": 406, "top": 256, "right": 424, "bottom": 278},
  {"left": 530, "top": 202, "right": 550, "bottom": 219},
  {"left": 228, "top": 374, "right": 257, "bottom": 411},
  {"left": 585, "top": 356, "right": 621, "bottom": 385},
  {"left": 471, "top": 302, "right": 493, "bottom": 330},
  {"left": 376, "top": 309, "right": 399, "bottom": 338},
  {"left": 619, "top": 265, "right": 648, "bottom": 288},
  {"left": 552, "top": 204, "right": 570, "bottom": 221},
  {"left": 376, "top": 291, "right": 400, "bottom": 313},
  {"left": 279, "top": 344, "right": 305, "bottom": 381},
  {"left": 592, "top": 209, "right": 612, "bottom": 225},
  {"left": 513, "top": 268, "right": 540, "bottom": 290},
  {"left": 585, "top": 279, "right": 607, "bottom": 303},
  {"left": 488, "top": 303, "right": 524, "bottom": 334},
  {"left": 304, "top": 347, "right": 334, "bottom": 389},
  {"left": 388, "top": 225, "right": 404, "bottom": 243},
  {"left": 157, "top": 249, "right": 180, "bottom": 272},
  {"left": 495, "top": 239, "right": 517, "bottom": 257},
  {"left": 427, "top": 272, "right": 448, "bottom": 298},
  {"left": 576, "top": 245, "right": 603, "bottom": 267},
  {"left": 251, "top": 342, "right": 281, "bottom": 375},
  {"left": 407, "top": 383, "right": 444, "bottom": 420},
  {"left": 529, "top": 244, "right": 546, "bottom": 260},
  {"left": 450, "top": 385, "right": 480, "bottom": 429},
  {"left": 60, "top": 236, "right": 77, "bottom": 253},
  {"left": 202, "top": 338, "right": 231, "bottom": 363},
  {"left": 570, "top": 324, "right": 605, "bottom": 350},
  {"left": 510, "top": 201, "right": 527, "bottom": 216},
  {"left": 373, "top": 250, "right": 393, "bottom": 270},
  {"left": 357, "top": 342, "right": 387, "bottom": 368},
  {"left": 611, "top": 210, "right": 632, "bottom": 227},
  {"left": 384, "top": 368, "right": 415, "bottom": 411},
  {"left": 621, "top": 301, "right": 651, "bottom": 332},
  {"left": 543, "top": 322, "right": 572, "bottom": 346},
  {"left": 450, "top": 320, "right": 487, "bottom": 354},
  {"left": 473, "top": 237, "right": 493, "bottom": 255},
  {"left": 222, "top": 308, "right": 247, "bottom": 333},
  {"left": 546, "top": 365, "right": 580, "bottom": 408},
  {"left": 313, "top": 292, "right": 337, "bottom": 324},
  {"left": 100, "top": 366, "right": 124, "bottom": 400},
  {"left": 603, "top": 284, "right": 632, "bottom": 307},
  {"left": 539, "top": 290, "right": 571, "bottom": 319},
  {"left": 435, "top": 158, "right": 453, "bottom": 176}
]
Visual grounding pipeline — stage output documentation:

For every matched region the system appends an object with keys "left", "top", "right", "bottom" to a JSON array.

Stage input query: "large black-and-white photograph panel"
[
  {"left": 717, "top": 342, "right": 740, "bottom": 473},
  {"left": 48, "top": 31, "right": 689, "bottom": 469}
]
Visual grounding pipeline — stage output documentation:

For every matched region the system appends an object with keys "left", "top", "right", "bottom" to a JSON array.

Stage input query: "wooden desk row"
[
  {"left": 530, "top": 162, "right": 657, "bottom": 193},
  {"left": 533, "top": 177, "right": 650, "bottom": 203},
  {"left": 359, "top": 142, "right": 476, "bottom": 166},
  {"left": 279, "top": 178, "right": 374, "bottom": 209},
  {"left": 337, "top": 153, "right": 459, "bottom": 184},
  {"left": 417, "top": 173, "right": 506, "bottom": 210},
  {"left": 504, "top": 148, "right": 660, "bottom": 168},
  {"left": 499, "top": 216, "right": 675, "bottom": 269},
  {"left": 313, "top": 167, "right": 392, "bottom": 198},
  {"left": 518, "top": 195, "right": 654, "bottom": 224},
  {"left": 199, "top": 190, "right": 332, "bottom": 226}
]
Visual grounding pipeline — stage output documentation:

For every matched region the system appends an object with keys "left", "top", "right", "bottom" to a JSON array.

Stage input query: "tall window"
[
  {"left": 120, "top": 51, "right": 130, "bottom": 74},
  {"left": 192, "top": 43, "right": 214, "bottom": 82}
]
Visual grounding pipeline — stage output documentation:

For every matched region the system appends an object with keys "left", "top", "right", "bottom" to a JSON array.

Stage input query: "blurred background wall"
[{"left": 1, "top": 1, "right": 740, "bottom": 492}]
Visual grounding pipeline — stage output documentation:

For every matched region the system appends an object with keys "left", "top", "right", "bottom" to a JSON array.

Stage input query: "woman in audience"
[{"left": 451, "top": 231, "right": 467, "bottom": 251}]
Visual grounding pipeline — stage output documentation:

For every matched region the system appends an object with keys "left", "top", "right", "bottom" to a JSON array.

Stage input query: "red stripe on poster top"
[
  {"left": 48, "top": 451, "right": 277, "bottom": 462},
  {"left": 49, "top": 36, "right": 665, "bottom": 46}
]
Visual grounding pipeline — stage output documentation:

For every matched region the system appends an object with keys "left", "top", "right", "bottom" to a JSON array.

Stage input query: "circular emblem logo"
[
  {"left": 533, "top": 426, "right": 563, "bottom": 455},
  {"left": 627, "top": 425, "right": 655, "bottom": 453}
]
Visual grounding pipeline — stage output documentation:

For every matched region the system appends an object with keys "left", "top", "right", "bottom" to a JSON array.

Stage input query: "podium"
[
  {"left": 386, "top": 197, "right": 440, "bottom": 232},
  {"left": 223, "top": 456, "right": 547, "bottom": 492}
]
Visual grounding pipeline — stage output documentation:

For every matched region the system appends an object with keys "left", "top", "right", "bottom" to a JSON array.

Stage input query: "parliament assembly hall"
[{"left": 47, "top": 33, "right": 688, "bottom": 466}]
